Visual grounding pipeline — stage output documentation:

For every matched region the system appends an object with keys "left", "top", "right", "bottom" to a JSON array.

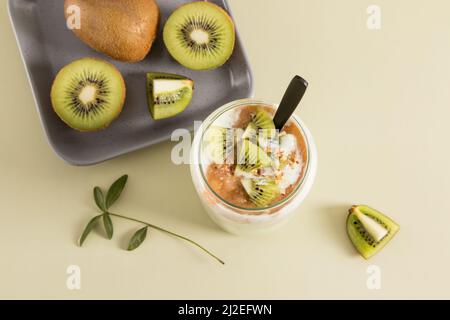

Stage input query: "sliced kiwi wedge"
[
  {"left": 50, "top": 57, "right": 126, "bottom": 132},
  {"left": 237, "top": 139, "right": 272, "bottom": 172},
  {"left": 203, "top": 126, "right": 235, "bottom": 164},
  {"left": 347, "top": 205, "right": 400, "bottom": 259},
  {"left": 241, "top": 178, "right": 280, "bottom": 207},
  {"left": 252, "top": 107, "right": 278, "bottom": 148},
  {"left": 241, "top": 122, "right": 258, "bottom": 142},
  {"left": 146, "top": 72, "right": 194, "bottom": 120},
  {"left": 163, "top": 1, "right": 236, "bottom": 70},
  {"left": 253, "top": 107, "right": 275, "bottom": 130}
]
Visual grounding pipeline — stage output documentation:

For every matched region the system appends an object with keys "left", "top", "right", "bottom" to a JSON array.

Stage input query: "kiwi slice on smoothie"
[
  {"left": 146, "top": 72, "right": 194, "bottom": 120},
  {"left": 250, "top": 107, "right": 279, "bottom": 148},
  {"left": 347, "top": 205, "right": 400, "bottom": 259},
  {"left": 241, "top": 178, "right": 280, "bottom": 207},
  {"left": 253, "top": 107, "right": 275, "bottom": 130},
  {"left": 203, "top": 126, "right": 235, "bottom": 164},
  {"left": 237, "top": 139, "right": 272, "bottom": 172},
  {"left": 163, "top": 2, "right": 236, "bottom": 70},
  {"left": 241, "top": 122, "right": 258, "bottom": 141},
  {"left": 237, "top": 137, "right": 280, "bottom": 207}
]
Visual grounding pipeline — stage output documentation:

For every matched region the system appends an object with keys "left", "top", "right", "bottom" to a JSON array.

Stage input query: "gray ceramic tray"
[{"left": 8, "top": 0, "right": 253, "bottom": 165}]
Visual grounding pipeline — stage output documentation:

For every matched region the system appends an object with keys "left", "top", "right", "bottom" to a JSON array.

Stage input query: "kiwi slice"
[
  {"left": 252, "top": 107, "right": 278, "bottom": 148},
  {"left": 237, "top": 139, "right": 272, "bottom": 172},
  {"left": 203, "top": 126, "right": 235, "bottom": 164},
  {"left": 253, "top": 107, "right": 275, "bottom": 130},
  {"left": 146, "top": 72, "right": 194, "bottom": 120},
  {"left": 163, "top": 1, "right": 236, "bottom": 70},
  {"left": 347, "top": 205, "right": 400, "bottom": 259},
  {"left": 50, "top": 57, "right": 126, "bottom": 132},
  {"left": 241, "top": 178, "right": 280, "bottom": 207},
  {"left": 241, "top": 122, "right": 258, "bottom": 142}
]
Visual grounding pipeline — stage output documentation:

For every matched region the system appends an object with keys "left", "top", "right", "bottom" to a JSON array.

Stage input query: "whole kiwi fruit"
[{"left": 64, "top": 0, "right": 160, "bottom": 62}]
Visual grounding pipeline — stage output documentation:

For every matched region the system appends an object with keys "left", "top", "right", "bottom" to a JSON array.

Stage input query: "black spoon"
[{"left": 273, "top": 75, "right": 309, "bottom": 131}]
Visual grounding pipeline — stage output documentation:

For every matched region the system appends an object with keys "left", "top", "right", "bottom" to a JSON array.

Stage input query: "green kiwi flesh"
[
  {"left": 241, "top": 178, "right": 280, "bottom": 207},
  {"left": 237, "top": 139, "right": 272, "bottom": 172},
  {"left": 253, "top": 107, "right": 275, "bottom": 130},
  {"left": 203, "top": 126, "right": 235, "bottom": 164},
  {"left": 241, "top": 121, "right": 258, "bottom": 141},
  {"left": 51, "top": 58, "right": 126, "bottom": 131},
  {"left": 163, "top": 2, "right": 236, "bottom": 70},
  {"left": 347, "top": 205, "right": 400, "bottom": 259},
  {"left": 146, "top": 72, "right": 194, "bottom": 120}
]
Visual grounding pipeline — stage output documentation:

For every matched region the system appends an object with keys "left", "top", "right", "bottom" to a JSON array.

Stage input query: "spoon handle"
[{"left": 273, "top": 75, "right": 308, "bottom": 131}]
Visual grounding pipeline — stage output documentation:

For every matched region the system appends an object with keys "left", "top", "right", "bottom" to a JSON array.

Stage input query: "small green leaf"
[
  {"left": 79, "top": 215, "right": 101, "bottom": 246},
  {"left": 103, "top": 213, "right": 113, "bottom": 240},
  {"left": 127, "top": 226, "right": 148, "bottom": 251},
  {"left": 94, "top": 187, "right": 106, "bottom": 212},
  {"left": 105, "top": 175, "right": 128, "bottom": 209}
]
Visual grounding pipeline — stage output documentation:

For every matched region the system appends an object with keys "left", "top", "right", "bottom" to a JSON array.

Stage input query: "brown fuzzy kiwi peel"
[{"left": 64, "top": 0, "right": 160, "bottom": 62}]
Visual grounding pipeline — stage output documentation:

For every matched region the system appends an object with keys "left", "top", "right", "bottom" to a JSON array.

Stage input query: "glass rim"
[{"left": 196, "top": 99, "right": 312, "bottom": 212}]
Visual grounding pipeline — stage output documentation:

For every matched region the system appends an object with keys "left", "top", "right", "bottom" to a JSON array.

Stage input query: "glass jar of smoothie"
[{"left": 190, "top": 99, "right": 317, "bottom": 235}]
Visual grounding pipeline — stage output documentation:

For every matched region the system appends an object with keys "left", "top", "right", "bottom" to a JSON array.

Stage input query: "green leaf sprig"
[{"left": 79, "top": 175, "right": 225, "bottom": 265}]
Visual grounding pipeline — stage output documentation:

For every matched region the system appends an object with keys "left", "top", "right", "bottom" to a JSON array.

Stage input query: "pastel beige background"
[{"left": 1, "top": 0, "right": 449, "bottom": 299}]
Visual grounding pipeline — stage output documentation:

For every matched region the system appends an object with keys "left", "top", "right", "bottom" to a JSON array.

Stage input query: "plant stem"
[{"left": 108, "top": 212, "right": 225, "bottom": 265}]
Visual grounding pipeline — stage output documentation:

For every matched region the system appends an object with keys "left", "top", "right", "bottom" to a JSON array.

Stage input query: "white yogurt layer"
[
  {"left": 280, "top": 134, "right": 297, "bottom": 155},
  {"left": 278, "top": 153, "right": 302, "bottom": 193},
  {"left": 278, "top": 134, "right": 303, "bottom": 193},
  {"left": 212, "top": 107, "right": 241, "bottom": 128}
]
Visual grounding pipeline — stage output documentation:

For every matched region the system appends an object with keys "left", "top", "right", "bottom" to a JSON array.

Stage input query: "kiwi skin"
[
  {"left": 50, "top": 57, "right": 126, "bottom": 132},
  {"left": 64, "top": 0, "right": 160, "bottom": 62}
]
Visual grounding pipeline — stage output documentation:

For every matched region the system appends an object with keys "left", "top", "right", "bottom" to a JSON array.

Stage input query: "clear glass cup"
[{"left": 190, "top": 99, "right": 318, "bottom": 235}]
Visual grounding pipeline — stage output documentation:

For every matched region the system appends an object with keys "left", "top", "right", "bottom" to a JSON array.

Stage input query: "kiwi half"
[
  {"left": 163, "top": 1, "right": 236, "bottom": 70},
  {"left": 347, "top": 205, "right": 400, "bottom": 259},
  {"left": 146, "top": 72, "right": 194, "bottom": 120},
  {"left": 50, "top": 57, "right": 126, "bottom": 132}
]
